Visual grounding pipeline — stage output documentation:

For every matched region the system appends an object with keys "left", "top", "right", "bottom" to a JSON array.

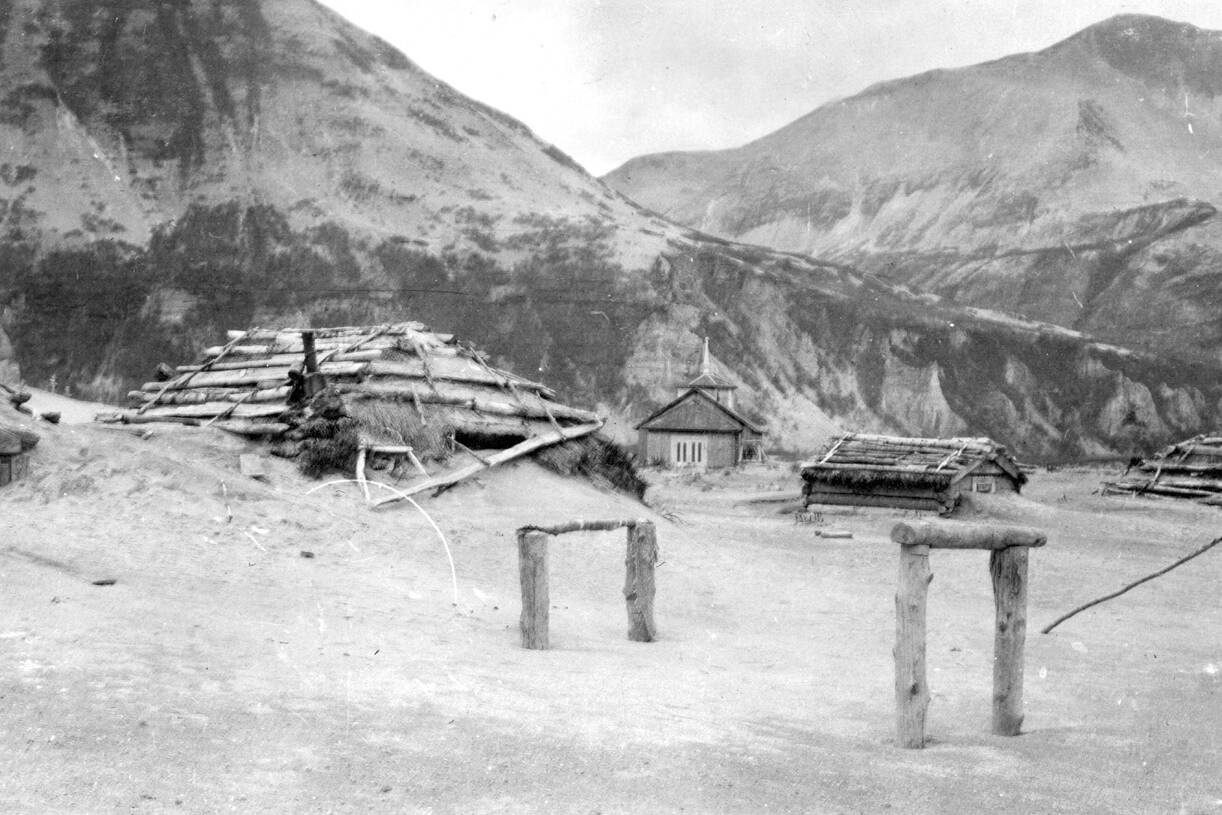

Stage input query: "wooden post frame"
[
  {"left": 514, "top": 519, "right": 657, "bottom": 649},
  {"left": 624, "top": 522, "right": 658, "bottom": 642},
  {"left": 517, "top": 530, "right": 550, "bottom": 649},
  {"left": 894, "top": 543, "right": 932, "bottom": 748},
  {"left": 889, "top": 520, "right": 1046, "bottom": 747}
]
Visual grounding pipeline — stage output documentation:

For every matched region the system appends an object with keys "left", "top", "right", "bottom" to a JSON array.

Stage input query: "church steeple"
[{"left": 681, "top": 337, "right": 737, "bottom": 409}]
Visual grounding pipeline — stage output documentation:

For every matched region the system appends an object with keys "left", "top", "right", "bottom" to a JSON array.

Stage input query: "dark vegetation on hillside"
[
  {"left": 0, "top": 203, "right": 662, "bottom": 413},
  {"left": 1, "top": 201, "right": 1220, "bottom": 459}
]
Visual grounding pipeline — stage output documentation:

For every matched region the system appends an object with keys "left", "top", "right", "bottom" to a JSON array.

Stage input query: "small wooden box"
[{"left": 0, "top": 453, "right": 29, "bottom": 487}]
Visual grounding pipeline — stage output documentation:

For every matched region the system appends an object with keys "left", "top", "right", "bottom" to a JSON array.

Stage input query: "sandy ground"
[
  {"left": 2, "top": 401, "right": 1221, "bottom": 814},
  {"left": 7, "top": 388, "right": 116, "bottom": 424}
]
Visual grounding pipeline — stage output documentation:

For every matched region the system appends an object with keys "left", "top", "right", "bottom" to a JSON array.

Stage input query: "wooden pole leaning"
[
  {"left": 889, "top": 520, "right": 1046, "bottom": 747},
  {"left": 514, "top": 519, "right": 657, "bottom": 649}
]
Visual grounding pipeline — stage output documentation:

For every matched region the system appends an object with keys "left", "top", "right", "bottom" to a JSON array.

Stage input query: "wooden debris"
[
  {"left": 371, "top": 422, "right": 604, "bottom": 508},
  {"left": 1105, "top": 434, "right": 1222, "bottom": 502}
]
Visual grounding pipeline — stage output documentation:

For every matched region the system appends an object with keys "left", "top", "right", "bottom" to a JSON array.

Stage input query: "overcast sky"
[{"left": 317, "top": 1, "right": 1222, "bottom": 176}]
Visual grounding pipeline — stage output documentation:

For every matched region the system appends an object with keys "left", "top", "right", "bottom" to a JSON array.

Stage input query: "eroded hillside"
[{"left": 1, "top": 2, "right": 1219, "bottom": 460}]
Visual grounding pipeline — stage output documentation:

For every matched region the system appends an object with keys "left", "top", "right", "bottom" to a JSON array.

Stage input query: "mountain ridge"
[{"left": 602, "top": 13, "right": 1222, "bottom": 364}]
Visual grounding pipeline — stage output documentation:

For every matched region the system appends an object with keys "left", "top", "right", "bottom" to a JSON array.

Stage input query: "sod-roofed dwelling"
[
  {"left": 1103, "top": 433, "right": 1222, "bottom": 505},
  {"left": 800, "top": 433, "right": 1027, "bottom": 513},
  {"left": 112, "top": 323, "right": 633, "bottom": 499}
]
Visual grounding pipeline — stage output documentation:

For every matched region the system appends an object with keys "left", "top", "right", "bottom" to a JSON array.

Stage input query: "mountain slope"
[
  {"left": 1, "top": 2, "right": 1220, "bottom": 460},
  {"left": 603, "top": 15, "right": 1222, "bottom": 361}
]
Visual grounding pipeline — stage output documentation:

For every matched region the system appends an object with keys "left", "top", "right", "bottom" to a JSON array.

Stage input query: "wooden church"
[{"left": 635, "top": 339, "right": 764, "bottom": 469}]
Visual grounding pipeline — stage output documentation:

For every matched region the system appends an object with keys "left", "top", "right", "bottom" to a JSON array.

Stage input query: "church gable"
[{"left": 638, "top": 390, "right": 747, "bottom": 433}]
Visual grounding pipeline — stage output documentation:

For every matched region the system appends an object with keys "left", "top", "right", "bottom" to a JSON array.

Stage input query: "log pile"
[{"left": 1102, "top": 434, "right": 1222, "bottom": 503}]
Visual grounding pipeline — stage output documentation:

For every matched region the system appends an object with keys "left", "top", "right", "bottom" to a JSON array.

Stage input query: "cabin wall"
[
  {"left": 707, "top": 433, "right": 738, "bottom": 468},
  {"left": 960, "top": 463, "right": 1020, "bottom": 495},
  {"left": 639, "top": 429, "right": 741, "bottom": 468},
  {"left": 803, "top": 481, "right": 951, "bottom": 512}
]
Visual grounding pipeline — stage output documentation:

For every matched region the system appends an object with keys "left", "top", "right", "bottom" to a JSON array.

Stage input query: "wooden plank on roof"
[
  {"left": 934, "top": 442, "right": 970, "bottom": 472},
  {"left": 137, "top": 402, "right": 288, "bottom": 419},
  {"left": 140, "top": 331, "right": 251, "bottom": 413},
  {"left": 315, "top": 325, "right": 393, "bottom": 367},
  {"left": 817, "top": 433, "right": 851, "bottom": 464},
  {"left": 128, "top": 386, "right": 291, "bottom": 406},
  {"left": 141, "top": 360, "right": 368, "bottom": 390},
  {"left": 178, "top": 350, "right": 384, "bottom": 371},
  {"left": 365, "top": 359, "right": 551, "bottom": 392}
]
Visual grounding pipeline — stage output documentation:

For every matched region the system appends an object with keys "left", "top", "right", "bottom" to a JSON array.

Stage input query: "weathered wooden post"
[
  {"left": 517, "top": 530, "right": 550, "bottom": 649},
  {"left": 890, "top": 520, "right": 1046, "bottom": 747},
  {"left": 624, "top": 521, "right": 658, "bottom": 642},
  {"left": 990, "top": 545, "right": 1028, "bottom": 736},
  {"left": 894, "top": 542, "right": 932, "bottom": 748}
]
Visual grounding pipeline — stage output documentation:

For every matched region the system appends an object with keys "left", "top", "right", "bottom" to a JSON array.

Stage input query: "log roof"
[
  {"left": 117, "top": 323, "right": 602, "bottom": 443},
  {"left": 800, "top": 433, "right": 1026, "bottom": 490}
]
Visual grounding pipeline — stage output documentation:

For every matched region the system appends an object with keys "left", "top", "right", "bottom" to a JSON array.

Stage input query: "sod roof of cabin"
[
  {"left": 799, "top": 432, "right": 1026, "bottom": 488},
  {"left": 118, "top": 323, "right": 601, "bottom": 444}
]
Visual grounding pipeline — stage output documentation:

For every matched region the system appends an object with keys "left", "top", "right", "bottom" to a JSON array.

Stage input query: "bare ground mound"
[{"left": 2, "top": 407, "right": 1221, "bottom": 813}]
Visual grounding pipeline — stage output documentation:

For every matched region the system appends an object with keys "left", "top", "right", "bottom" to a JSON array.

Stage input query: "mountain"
[
  {"left": 1, "top": 1, "right": 1220, "bottom": 460},
  {"left": 603, "top": 14, "right": 1222, "bottom": 362}
]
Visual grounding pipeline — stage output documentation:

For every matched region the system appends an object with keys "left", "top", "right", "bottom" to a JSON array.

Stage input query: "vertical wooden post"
[
  {"left": 518, "top": 530, "right": 550, "bottom": 649},
  {"left": 990, "top": 546, "right": 1029, "bottom": 736},
  {"left": 302, "top": 330, "right": 319, "bottom": 374},
  {"left": 624, "top": 522, "right": 658, "bottom": 642},
  {"left": 895, "top": 543, "right": 932, "bottom": 748}
]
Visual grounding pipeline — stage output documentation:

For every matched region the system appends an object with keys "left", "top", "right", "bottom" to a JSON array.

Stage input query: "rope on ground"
[{"left": 306, "top": 478, "right": 460, "bottom": 606}]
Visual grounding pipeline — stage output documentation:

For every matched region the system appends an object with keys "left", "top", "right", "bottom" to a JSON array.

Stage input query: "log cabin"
[{"left": 800, "top": 433, "right": 1026, "bottom": 513}]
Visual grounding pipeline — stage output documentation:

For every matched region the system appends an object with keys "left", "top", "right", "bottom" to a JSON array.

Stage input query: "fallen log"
[{"left": 371, "top": 421, "right": 603, "bottom": 508}]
